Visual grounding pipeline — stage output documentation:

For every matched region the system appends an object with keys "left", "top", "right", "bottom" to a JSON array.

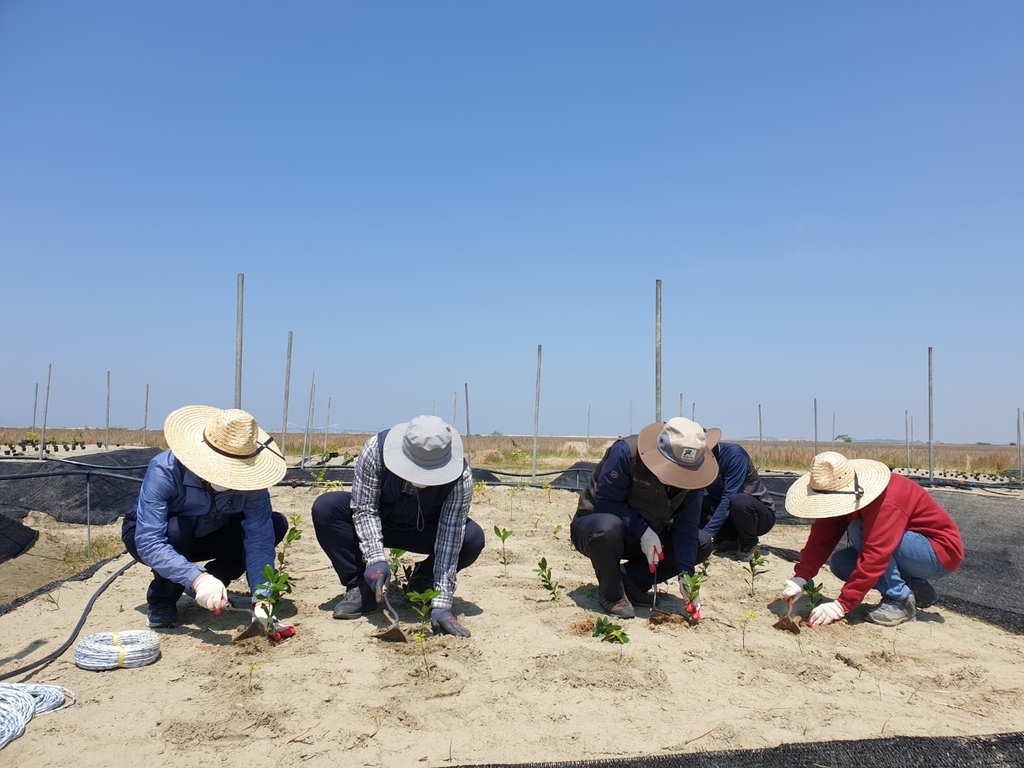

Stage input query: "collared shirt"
[
  {"left": 350, "top": 433, "right": 472, "bottom": 611},
  {"left": 702, "top": 442, "right": 774, "bottom": 537},
  {"left": 133, "top": 449, "right": 276, "bottom": 599}
]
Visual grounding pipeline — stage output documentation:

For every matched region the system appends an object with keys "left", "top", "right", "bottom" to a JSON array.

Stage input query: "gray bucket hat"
[{"left": 382, "top": 415, "right": 465, "bottom": 485}]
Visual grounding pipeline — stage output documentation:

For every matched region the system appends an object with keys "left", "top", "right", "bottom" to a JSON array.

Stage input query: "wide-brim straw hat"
[
  {"left": 164, "top": 406, "right": 287, "bottom": 491},
  {"left": 383, "top": 415, "right": 464, "bottom": 486},
  {"left": 785, "top": 451, "right": 891, "bottom": 519},
  {"left": 637, "top": 417, "right": 722, "bottom": 490}
]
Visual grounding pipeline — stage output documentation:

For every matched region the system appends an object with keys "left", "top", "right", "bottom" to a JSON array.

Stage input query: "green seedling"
[
  {"left": 246, "top": 662, "right": 259, "bottom": 691},
  {"left": 532, "top": 519, "right": 539, "bottom": 529},
  {"left": 472, "top": 481, "right": 489, "bottom": 500},
  {"left": 257, "top": 564, "right": 292, "bottom": 638},
  {"left": 745, "top": 548, "right": 769, "bottom": 598},
  {"left": 533, "top": 557, "right": 560, "bottom": 601},
  {"left": 276, "top": 515, "right": 303, "bottom": 570},
  {"left": 739, "top": 610, "right": 757, "bottom": 651},
  {"left": 592, "top": 617, "right": 630, "bottom": 647},
  {"left": 494, "top": 526, "right": 513, "bottom": 577},
  {"left": 803, "top": 578, "right": 825, "bottom": 608},
  {"left": 406, "top": 588, "right": 441, "bottom": 676},
  {"left": 677, "top": 571, "right": 707, "bottom": 625},
  {"left": 506, "top": 485, "right": 519, "bottom": 521},
  {"left": 543, "top": 482, "right": 553, "bottom": 503},
  {"left": 388, "top": 548, "right": 412, "bottom": 588},
  {"left": 42, "top": 589, "right": 60, "bottom": 610},
  {"left": 553, "top": 524, "right": 563, "bottom": 538}
]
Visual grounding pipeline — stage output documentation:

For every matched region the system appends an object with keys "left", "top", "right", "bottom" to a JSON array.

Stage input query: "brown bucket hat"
[{"left": 636, "top": 417, "right": 721, "bottom": 489}]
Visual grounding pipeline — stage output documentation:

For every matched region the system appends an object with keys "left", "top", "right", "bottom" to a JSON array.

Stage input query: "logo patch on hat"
[{"left": 681, "top": 448, "right": 698, "bottom": 461}]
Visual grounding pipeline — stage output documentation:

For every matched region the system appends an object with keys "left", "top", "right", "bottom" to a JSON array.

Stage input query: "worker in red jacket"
[{"left": 781, "top": 452, "right": 964, "bottom": 628}]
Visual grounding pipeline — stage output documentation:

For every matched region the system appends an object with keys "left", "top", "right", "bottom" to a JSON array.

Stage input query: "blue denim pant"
[{"left": 829, "top": 519, "right": 951, "bottom": 601}]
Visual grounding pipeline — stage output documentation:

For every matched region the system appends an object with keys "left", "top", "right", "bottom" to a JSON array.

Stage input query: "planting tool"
[
  {"left": 649, "top": 580, "right": 674, "bottom": 623},
  {"left": 371, "top": 586, "right": 407, "bottom": 643},
  {"left": 217, "top": 604, "right": 296, "bottom": 643},
  {"left": 773, "top": 599, "right": 801, "bottom": 635}
]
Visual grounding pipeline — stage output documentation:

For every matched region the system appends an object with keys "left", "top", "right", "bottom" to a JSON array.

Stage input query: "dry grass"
[
  {"left": 0, "top": 427, "right": 1018, "bottom": 475},
  {"left": 60, "top": 533, "right": 126, "bottom": 576}
]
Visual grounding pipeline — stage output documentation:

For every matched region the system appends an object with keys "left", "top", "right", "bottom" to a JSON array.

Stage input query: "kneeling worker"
[
  {"left": 571, "top": 417, "right": 719, "bottom": 618},
  {"left": 781, "top": 452, "right": 964, "bottom": 627},
  {"left": 122, "top": 406, "right": 290, "bottom": 631},
  {"left": 312, "top": 415, "right": 483, "bottom": 637}
]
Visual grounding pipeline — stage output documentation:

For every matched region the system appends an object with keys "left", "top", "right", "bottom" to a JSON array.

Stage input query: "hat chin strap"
[
  {"left": 203, "top": 434, "right": 282, "bottom": 461},
  {"left": 814, "top": 473, "right": 864, "bottom": 498}
]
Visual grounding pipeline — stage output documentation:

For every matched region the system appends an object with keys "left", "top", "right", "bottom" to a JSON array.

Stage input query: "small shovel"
[
  {"left": 371, "top": 586, "right": 407, "bottom": 643},
  {"left": 773, "top": 600, "right": 801, "bottom": 635},
  {"left": 217, "top": 604, "right": 265, "bottom": 642}
]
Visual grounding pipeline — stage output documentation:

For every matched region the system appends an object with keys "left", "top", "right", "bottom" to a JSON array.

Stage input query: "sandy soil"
[{"left": 3, "top": 485, "right": 1024, "bottom": 767}]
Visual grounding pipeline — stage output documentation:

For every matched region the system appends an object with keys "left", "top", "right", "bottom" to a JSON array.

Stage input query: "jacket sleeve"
[
  {"left": 592, "top": 441, "right": 651, "bottom": 540},
  {"left": 134, "top": 459, "right": 204, "bottom": 589},
  {"left": 670, "top": 490, "right": 702, "bottom": 576},
  {"left": 793, "top": 517, "right": 850, "bottom": 587},
  {"left": 836, "top": 503, "right": 910, "bottom": 610},
  {"left": 431, "top": 463, "right": 473, "bottom": 611},
  {"left": 702, "top": 447, "right": 746, "bottom": 538},
  {"left": 239, "top": 489, "right": 277, "bottom": 601}
]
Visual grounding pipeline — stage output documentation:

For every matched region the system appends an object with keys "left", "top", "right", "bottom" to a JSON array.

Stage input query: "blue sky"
[{"left": 1, "top": 3, "right": 1021, "bottom": 444}]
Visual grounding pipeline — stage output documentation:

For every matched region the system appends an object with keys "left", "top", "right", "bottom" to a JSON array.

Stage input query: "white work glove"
[
  {"left": 253, "top": 602, "right": 296, "bottom": 641},
  {"left": 679, "top": 589, "right": 702, "bottom": 621},
  {"left": 192, "top": 573, "right": 229, "bottom": 612},
  {"left": 808, "top": 600, "right": 846, "bottom": 628},
  {"left": 782, "top": 577, "right": 807, "bottom": 601},
  {"left": 639, "top": 527, "right": 664, "bottom": 573}
]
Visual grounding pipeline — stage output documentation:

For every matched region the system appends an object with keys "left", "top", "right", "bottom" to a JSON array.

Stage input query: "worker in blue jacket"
[
  {"left": 121, "top": 406, "right": 289, "bottom": 629},
  {"left": 699, "top": 441, "right": 776, "bottom": 560}
]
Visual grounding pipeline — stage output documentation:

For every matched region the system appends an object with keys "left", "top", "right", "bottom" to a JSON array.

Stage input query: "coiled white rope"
[
  {"left": 73, "top": 630, "right": 161, "bottom": 671},
  {"left": 0, "top": 683, "right": 75, "bottom": 750}
]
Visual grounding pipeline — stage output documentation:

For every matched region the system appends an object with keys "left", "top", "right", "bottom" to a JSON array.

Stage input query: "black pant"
[
  {"left": 700, "top": 492, "right": 775, "bottom": 548},
  {"left": 122, "top": 512, "right": 288, "bottom": 607},
  {"left": 570, "top": 512, "right": 712, "bottom": 602},
  {"left": 310, "top": 491, "right": 485, "bottom": 589}
]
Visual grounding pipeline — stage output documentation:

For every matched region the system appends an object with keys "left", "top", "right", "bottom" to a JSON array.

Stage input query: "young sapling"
[
  {"left": 257, "top": 564, "right": 292, "bottom": 639},
  {"left": 246, "top": 661, "right": 259, "bottom": 691},
  {"left": 406, "top": 588, "right": 441, "bottom": 676},
  {"left": 494, "top": 526, "right": 513, "bottom": 577},
  {"left": 739, "top": 610, "right": 757, "bottom": 651},
  {"left": 592, "top": 617, "right": 630, "bottom": 660},
  {"left": 803, "top": 577, "right": 825, "bottom": 608},
  {"left": 533, "top": 557, "right": 560, "bottom": 601},
  {"left": 276, "top": 515, "right": 303, "bottom": 570},
  {"left": 677, "top": 572, "right": 708, "bottom": 625},
  {"left": 745, "top": 548, "right": 768, "bottom": 597}
]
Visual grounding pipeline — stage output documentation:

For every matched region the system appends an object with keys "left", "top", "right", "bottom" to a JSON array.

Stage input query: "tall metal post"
[
  {"left": 40, "top": 364, "right": 51, "bottom": 460},
  {"left": 905, "top": 410, "right": 910, "bottom": 470},
  {"left": 531, "top": 344, "right": 542, "bottom": 480},
  {"left": 32, "top": 383, "right": 38, "bottom": 433},
  {"left": 300, "top": 372, "right": 315, "bottom": 470},
  {"left": 323, "top": 396, "right": 332, "bottom": 456},
  {"left": 655, "top": 279, "right": 662, "bottom": 423},
  {"left": 758, "top": 403, "right": 764, "bottom": 472},
  {"left": 911, "top": 416, "right": 915, "bottom": 468},
  {"left": 281, "top": 331, "right": 293, "bottom": 460},
  {"left": 586, "top": 405, "right": 591, "bottom": 462},
  {"left": 143, "top": 384, "right": 150, "bottom": 447},
  {"left": 679, "top": 393, "right": 683, "bottom": 418},
  {"left": 813, "top": 397, "right": 818, "bottom": 456},
  {"left": 928, "top": 346, "right": 934, "bottom": 483},
  {"left": 464, "top": 383, "right": 473, "bottom": 463},
  {"left": 235, "top": 273, "right": 244, "bottom": 409},
  {"left": 1017, "top": 408, "right": 1022, "bottom": 482},
  {"left": 691, "top": 403, "right": 695, "bottom": 421},
  {"left": 86, "top": 475, "right": 92, "bottom": 559},
  {"left": 105, "top": 371, "right": 111, "bottom": 451}
]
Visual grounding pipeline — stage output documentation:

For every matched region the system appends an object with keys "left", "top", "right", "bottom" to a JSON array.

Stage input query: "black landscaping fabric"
[
  {"left": 0, "top": 449, "right": 159, "bottom": 525},
  {"left": 0, "top": 513, "right": 36, "bottom": 564},
  {"left": 453, "top": 732, "right": 1024, "bottom": 768}
]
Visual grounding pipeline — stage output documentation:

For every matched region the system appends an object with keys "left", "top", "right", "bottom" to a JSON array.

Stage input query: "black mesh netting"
[
  {"left": 0, "top": 513, "right": 36, "bottom": 562},
  {"left": 452, "top": 731, "right": 1024, "bottom": 768}
]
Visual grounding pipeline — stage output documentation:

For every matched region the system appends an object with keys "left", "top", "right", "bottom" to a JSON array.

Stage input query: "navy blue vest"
[{"left": 375, "top": 429, "right": 463, "bottom": 529}]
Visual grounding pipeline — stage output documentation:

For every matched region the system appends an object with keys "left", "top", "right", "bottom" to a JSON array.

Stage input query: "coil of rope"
[
  {"left": 0, "top": 683, "right": 75, "bottom": 750},
  {"left": 74, "top": 630, "right": 161, "bottom": 671}
]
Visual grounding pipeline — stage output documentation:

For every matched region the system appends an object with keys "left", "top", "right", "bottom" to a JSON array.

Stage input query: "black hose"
[{"left": 0, "top": 559, "right": 136, "bottom": 682}]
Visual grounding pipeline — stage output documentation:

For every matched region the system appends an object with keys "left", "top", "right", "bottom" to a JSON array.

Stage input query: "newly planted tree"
[
  {"left": 533, "top": 557, "right": 560, "bottom": 601},
  {"left": 739, "top": 610, "right": 757, "bottom": 652},
  {"left": 388, "top": 548, "right": 413, "bottom": 589},
  {"left": 745, "top": 548, "right": 768, "bottom": 598},
  {"left": 592, "top": 617, "right": 630, "bottom": 660},
  {"left": 276, "top": 515, "right": 303, "bottom": 570},
  {"left": 802, "top": 578, "right": 825, "bottom": 608},
  {"left": 406, "top": 588, "right": 441, "bottom": 676},
  {"left": 257, "top": 564, "right": 292, "bottom": 639},
  {"left": 494, "top": 526, "right": 513, "bottom": 577},
  {"left": 678, "top": 571, "right": 708, "bottom": 625}
]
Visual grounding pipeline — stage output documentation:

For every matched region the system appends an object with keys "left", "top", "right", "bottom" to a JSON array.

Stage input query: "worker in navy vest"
[
  {"left": 699, "top": 441, "right": 777, "bottom": 561},
  {"left": 572, "top": 418, "right": 719, "bottom": 618},
  {"left": 122, "top": 406, "right": 290, "bottom": 632},
  {"left": 312, "top": 415, "right": 484, "bottom": 637}
]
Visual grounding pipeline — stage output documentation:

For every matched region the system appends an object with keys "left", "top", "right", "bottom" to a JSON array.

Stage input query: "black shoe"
[
  {"left": 732, "top": 540, "right": 760, "bottom": 561},
  {"left": 910, "top": 579, "right": 938, "bottom": 609},
  {"left": 713, "top": 538, "right": 739, "bottom": 553},
  {"left": 147, "top": 602, "right": 178, "bottom": 628},
  {"left": 406, "top": 563, "right": 434, "bottom": 595},
  {"left": 332, "top": 585, "right": 377, "bottom": 619},
  {"left": 621, "top": 574, "right": 654, "bottom": 606}
]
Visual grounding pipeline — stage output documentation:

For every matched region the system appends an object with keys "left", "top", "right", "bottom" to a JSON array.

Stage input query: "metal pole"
[
  {"left": 586, "top": 405, "right": 591, "bottom": 462},
  {"left": 86, "top": 475, "right": 92, "bottom": 560},
  {"left": 432, "top": 401, "right": 435, "bottom": 416},
  {"left": 281, "top": 331, "right": 293, "bottom": 463},
  {"left": 813, "top": 397, "right": 818, "bottom": 456},
  {"left": 143, "top": 384, "right": 149, "bottom": 447},
  {"left": 32, "top": 383, "right": 38, "bottom": 433},
  {"left": 928, "top": 346, "right": 934, "bottom": 483},
  {"left": 105, "top": 371, "right": 110, "bottom": 451},
  {"left": 905, "top": 410, "right": 910, "bottom": 471},
  {"left": 300, "top": 372, "right": 314, "bottom": 470},
  {"left": 655, "top": 279, "right": 662, "bottom": 423},
  {"left": 911, "top": 416, "right": 915, "bottom": 468},
  {"left": 323, "top": 396, "right": 332, "bottom": 457},
  {"left": 831, "top": 411, "right": 835, "bottom": 451},
  {"left": 235, "top": 273, "right": 244, "bottom": 409},
  {"left": 532, "top": 344, "right": 542, "bottom": 480},
  {"left": 679, "top": 393, "right": 683, "bottom": 418},
  {"left": 758, "top": 403, "right": 764, "bottom": 472},
  {"left": 39, "top": 364, "right": 51, "bottom": 460},
  {"left": 1017, "top": 408, "right": 1022, "bottom": 482},
  {"left": 691, "top": 403, "right": 695, "bottom": 421},
  {"left": 464, "top": 383, "right": 472, "bottom": 463}
]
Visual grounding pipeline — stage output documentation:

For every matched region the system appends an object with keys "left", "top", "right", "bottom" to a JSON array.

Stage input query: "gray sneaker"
[
  {"left": 910, "top": 579, "right": 938, "bottom": 609},
  {"left": 332, "top": 585, "right": 377, "bottom": 619},
  {"left": 868, "top": 592, "right": 917, "bottom": 627}
]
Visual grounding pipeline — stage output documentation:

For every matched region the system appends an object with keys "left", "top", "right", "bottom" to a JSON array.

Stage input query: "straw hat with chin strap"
[
  {"left": 636, "top": 417, "right": 722, "bottom": 489},
  {"left": 785, "top": 451, "right": 891, "bottom": 519},
  {"left": 163, "top": 406, "right": 287, "bottom": 491}
]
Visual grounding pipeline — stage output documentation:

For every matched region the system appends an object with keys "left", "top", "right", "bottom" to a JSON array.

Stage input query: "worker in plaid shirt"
[{"left": 312, "top": 415, "right": 484, "bottom": 636}]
